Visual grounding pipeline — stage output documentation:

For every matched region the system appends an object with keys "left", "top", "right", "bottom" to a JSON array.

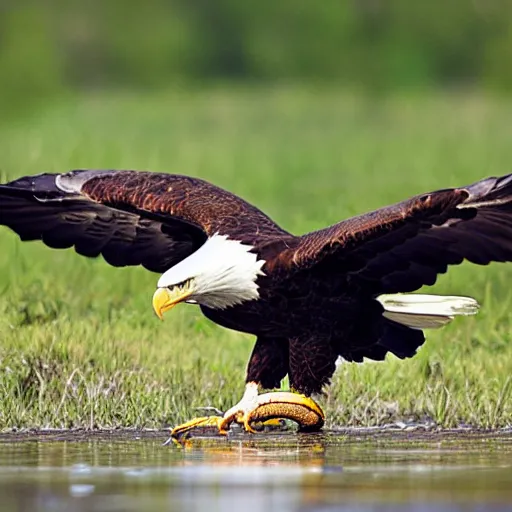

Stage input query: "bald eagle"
[{"left": 1, "top": 170, "right": 511, "bottom": 438}]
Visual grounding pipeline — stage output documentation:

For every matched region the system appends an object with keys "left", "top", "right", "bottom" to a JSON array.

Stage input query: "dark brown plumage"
[{"left": 1, "top": 170, "right": 512, "bottom": 398}]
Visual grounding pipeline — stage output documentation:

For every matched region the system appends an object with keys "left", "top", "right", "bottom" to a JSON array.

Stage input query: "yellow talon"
[
  {"left": 170, "top": 415, "right": 227, "bottom": 440},
  {"left": 167, "top": 390, "right": 324, "bottom": 444},
  {"left": 242, "top": 414, "right": 258, "bottom": 434},
  {"left": 217, "top": 415, "right": 236, "bottom": 434}
]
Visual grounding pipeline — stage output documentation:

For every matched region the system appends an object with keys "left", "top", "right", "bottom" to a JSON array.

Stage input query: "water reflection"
[{"left": 0, "top": 430, "right": 510, "bottom": 512}]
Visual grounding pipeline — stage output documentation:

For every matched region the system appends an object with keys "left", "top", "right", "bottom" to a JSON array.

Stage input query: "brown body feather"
[{"left": 1, "top": 170, "right": 512, "bottom": 395}]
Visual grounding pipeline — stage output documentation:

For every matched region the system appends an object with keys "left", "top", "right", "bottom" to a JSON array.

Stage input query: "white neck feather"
[{"left": 157, "top": 234, "right": 266, "bottom": 310}]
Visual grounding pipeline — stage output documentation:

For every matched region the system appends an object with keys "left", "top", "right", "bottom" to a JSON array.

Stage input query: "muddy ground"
[{"left": 0, "top": 426, "right": 510, "bottom": 448}]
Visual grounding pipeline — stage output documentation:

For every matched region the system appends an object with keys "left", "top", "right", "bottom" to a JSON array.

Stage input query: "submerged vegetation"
[{"left": 0, "top": 88, "right": 511, "bottom": 429}]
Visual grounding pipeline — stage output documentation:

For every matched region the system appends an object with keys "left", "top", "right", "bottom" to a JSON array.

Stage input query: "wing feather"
[
  {"left": 289, "top": 174, "right": 512, "bottom": 295},
  {"left": 0, "top": 170, "right": 288, "bottom": 274}
]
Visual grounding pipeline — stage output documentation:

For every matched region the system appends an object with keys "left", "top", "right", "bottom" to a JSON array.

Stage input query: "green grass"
[{"left": 0, "top": 87, "right": 512, "bottom": 430}]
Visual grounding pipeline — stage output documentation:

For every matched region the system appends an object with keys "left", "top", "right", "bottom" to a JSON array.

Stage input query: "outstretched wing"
[
  {"left": 0, "top": 170, "right": 287, "bottom": 273},
  {"left": 288, "top": 174, "right": 512, "bottom": 294}
]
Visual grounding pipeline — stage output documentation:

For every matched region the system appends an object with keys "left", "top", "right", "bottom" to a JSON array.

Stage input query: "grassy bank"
[{"left": 0, "top": 88, "right": 511, "bottom": 429}]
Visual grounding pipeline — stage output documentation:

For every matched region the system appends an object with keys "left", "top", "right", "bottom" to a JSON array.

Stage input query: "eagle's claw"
[{"left": 167, "top": 387, "right": 325, "bottom": 444}]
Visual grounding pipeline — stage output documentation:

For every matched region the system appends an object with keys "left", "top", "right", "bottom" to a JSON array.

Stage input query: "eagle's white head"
[{"left": 152, "top": 234, "right": 266, "bottom": 318}]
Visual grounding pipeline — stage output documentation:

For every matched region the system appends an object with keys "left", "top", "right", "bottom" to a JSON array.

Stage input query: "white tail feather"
[{"left": 377, "top": 294, "right": 480, "bottom": 330}]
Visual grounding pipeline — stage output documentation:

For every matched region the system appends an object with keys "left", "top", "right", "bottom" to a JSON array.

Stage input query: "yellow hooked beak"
[{"left": 152, "top": 286, "right": 192, "bottom": 320}]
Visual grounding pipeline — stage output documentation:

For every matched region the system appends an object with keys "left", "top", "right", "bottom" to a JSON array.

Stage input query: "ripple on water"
[{"left": 0, "top": 431, "right": 510, "bottom": 512}]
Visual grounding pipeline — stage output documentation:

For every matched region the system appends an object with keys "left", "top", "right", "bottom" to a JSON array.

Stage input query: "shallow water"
[{"left": 0, "top": 429, "right": 511, "bottom": 512}]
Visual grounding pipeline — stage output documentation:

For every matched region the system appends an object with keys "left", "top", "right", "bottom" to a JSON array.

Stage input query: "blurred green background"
[
  {"left": 1, "top": 1, "right": 512, "bottom": 428},
  {"left": 2, "top": 0, "right": 512, "bottom": 117}
]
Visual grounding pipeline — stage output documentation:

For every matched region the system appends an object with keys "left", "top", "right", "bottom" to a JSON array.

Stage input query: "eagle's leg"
[
  {"left": 169, "top": 382, "right": 260, "bottom": 441},
  {"left": 169, "top": 336, "right": 327, "bottom": 441},
  {"left": 169, "top": 383, "right": 325, "bottom": 441},
  {"left": 217, "top": 381, "right": 262, "bottom": 433},
  {"left": 217, "top": 383, "right": 325, "bottom": 433}
]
